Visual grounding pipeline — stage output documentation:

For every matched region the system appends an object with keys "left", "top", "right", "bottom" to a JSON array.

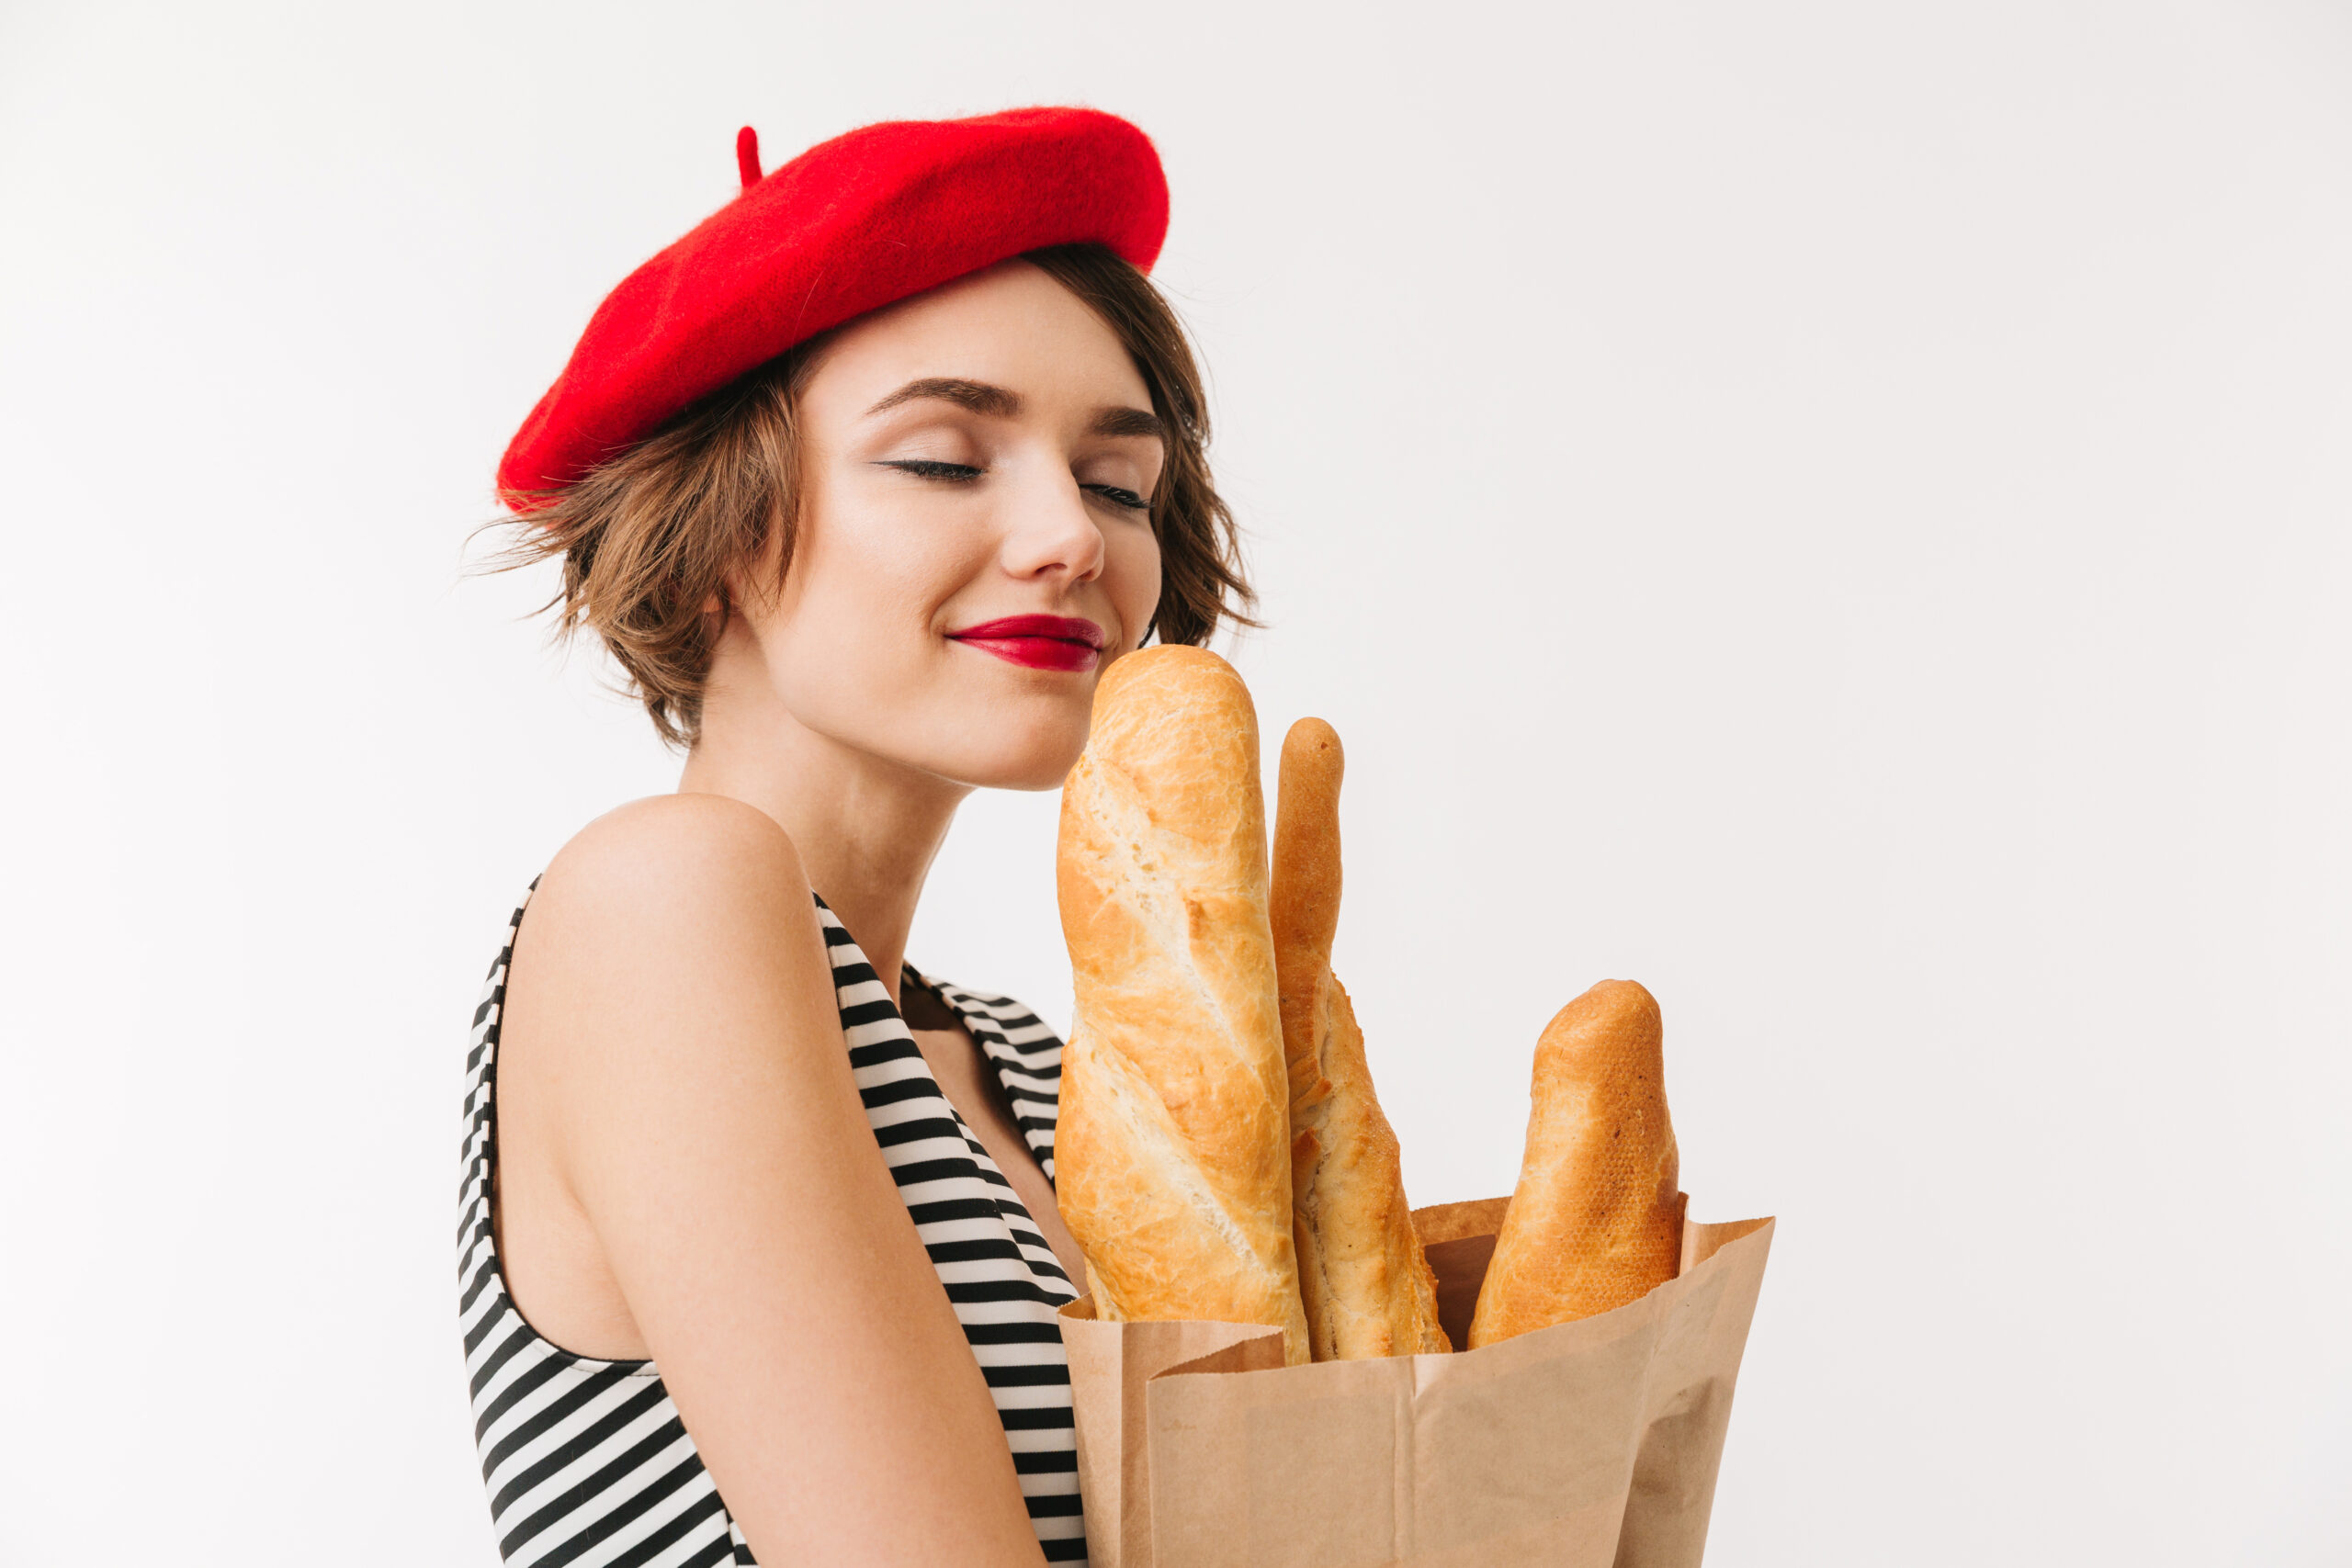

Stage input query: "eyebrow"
[
  {"left": 865, "top": 378, "right": 1021, "bottom": 418},
  {"left": 864, "top": 376, "right": 1165, "bottom": 443},
  {"left": 1089, "top": 405, "right": 1166, "bottom": 442}
]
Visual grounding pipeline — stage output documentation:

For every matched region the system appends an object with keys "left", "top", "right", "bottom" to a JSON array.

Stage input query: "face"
[{"left": 718, "top": 260, "right": 1166, "bottom": 790}]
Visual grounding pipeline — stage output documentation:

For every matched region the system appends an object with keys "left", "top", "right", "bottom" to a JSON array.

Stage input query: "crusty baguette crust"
[
  {"left": 1272, "top": 718, "right": 1451, "bottom": 1359},
  {"left": 1055, "top": 647, "right": 1310, "bottom": 1365},
  {"left": 1468, "top": 979, "right": 1684, "bottom": 1348}
]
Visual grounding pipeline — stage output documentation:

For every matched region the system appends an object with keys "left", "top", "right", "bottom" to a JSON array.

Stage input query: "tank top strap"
[{"left": 907, "top": 966, "right": 1066, "bottom": 1183}]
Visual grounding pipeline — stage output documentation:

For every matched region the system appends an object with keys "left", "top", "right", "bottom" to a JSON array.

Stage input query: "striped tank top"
[{"left": 458, "top": 886, "right": 1087, "bottom": 1566}]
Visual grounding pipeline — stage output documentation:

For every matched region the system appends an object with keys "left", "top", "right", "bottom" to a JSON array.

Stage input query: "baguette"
[
  {"left": 1468, "top": 979, "right": 1684, "bottom": 1348},
  {"left": 1054, "top": 646, "right": 1310, "bottom": 1365},
  {"left": 1272, "top": 718, "right": 1450, "bottom": 1359}
]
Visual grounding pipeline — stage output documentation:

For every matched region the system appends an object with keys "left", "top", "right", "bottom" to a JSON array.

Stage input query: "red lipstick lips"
[{"left": 946, "top": 614, "right": 1108, "bottom": 673}]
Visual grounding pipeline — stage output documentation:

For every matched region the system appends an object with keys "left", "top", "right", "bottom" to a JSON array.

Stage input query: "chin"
[{"left": 933, "top": 703, "right": 1094, "bottom": 791}]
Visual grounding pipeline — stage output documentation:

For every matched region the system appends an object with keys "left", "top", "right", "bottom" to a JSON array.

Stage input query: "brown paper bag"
[{"left": 1058, "top": 1197, "right": 1773, "bottom": 1568}]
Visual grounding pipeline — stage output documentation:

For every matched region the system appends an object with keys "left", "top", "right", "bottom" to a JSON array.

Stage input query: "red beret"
[{"left": 499, "top": 107, "right": 1170, "bottom": 508}]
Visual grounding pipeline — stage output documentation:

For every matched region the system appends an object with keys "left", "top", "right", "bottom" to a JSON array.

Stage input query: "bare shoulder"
[
  {"left": 526, "top": 794, "right": 810, "bottom": 952},
  {"left": 545, "top": 792, "right": 802, "bottom": 903},
  {"left": 510, "top": 793, "right": 831, "bottom": 1081}
]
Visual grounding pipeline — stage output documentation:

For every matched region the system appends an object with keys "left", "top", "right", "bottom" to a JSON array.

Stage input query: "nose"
[{"left": 998, "top": 467, "right": 1108, "bottom": 586}]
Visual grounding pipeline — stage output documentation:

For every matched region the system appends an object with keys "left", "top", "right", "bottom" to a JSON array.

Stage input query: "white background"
[{"left": 3, "top": 2, "right": 2347, "bottom": 1562}]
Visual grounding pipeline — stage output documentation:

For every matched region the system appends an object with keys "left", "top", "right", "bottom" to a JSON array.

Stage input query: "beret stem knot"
[{"left": 735, "top": 125, "right": 762, "bottom": 190}]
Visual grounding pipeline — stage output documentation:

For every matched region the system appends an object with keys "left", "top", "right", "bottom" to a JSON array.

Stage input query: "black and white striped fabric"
[{"left": 458, "top": 886, "right": 1086, "bottom": 1567}]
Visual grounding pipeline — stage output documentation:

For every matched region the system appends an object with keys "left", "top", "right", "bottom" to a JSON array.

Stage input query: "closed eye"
[
  {"left": 876, "top": 458, "right": 983, "bottom": 482},
  {"left": 1084, "top": 483, "right": 1150, "bottom": 513},
  {"left": 877, "top": 459, "right": 1148, "bottom": 513}
]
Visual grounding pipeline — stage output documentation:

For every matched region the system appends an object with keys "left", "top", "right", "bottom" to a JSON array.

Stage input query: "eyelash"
[
  {"left": 1089, "top": 484, "right": 1151, "bottom": 513},
  {"left": 876, "top": 459, "right": 1150, "bottom": 513},
  {"left": 879, "top": 459, "right": 981, "bottom": 482}
]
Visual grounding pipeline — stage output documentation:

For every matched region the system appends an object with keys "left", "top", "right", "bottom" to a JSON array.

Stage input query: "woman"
[{"left": 459, "top": 109, "right": 1250, "bottom": 1567}]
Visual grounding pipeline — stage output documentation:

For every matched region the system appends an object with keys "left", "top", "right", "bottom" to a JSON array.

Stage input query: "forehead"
[{"left": 800, "top": 259, "right": 1148, "bottom": 415}]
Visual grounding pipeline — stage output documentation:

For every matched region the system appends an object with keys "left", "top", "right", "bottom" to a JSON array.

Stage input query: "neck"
[{"left": 680, "top": 679, "right": 968, "bottom": 1010}]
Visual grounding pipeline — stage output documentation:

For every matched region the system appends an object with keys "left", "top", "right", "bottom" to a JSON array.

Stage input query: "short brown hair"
[{"left": 490, "top": 243, "right": 1254, "bottom": 747}]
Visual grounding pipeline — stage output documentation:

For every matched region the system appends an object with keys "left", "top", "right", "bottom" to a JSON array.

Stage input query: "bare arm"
[{"left": 508, "top": 795, "right": 1046, "bottom": 1566}]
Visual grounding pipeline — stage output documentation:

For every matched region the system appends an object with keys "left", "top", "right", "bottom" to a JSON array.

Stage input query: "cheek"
[
  {"left": 1108, "top": 525, "right": 1165, "bottom": 647},
  {"left": 778, "top": 488, "right": 973, "bottom": 643}
]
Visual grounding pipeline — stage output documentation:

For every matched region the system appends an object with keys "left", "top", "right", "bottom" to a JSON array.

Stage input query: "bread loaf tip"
[{"left": 1468, "top": 978, "right": 1683, "bottom": 1348}]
